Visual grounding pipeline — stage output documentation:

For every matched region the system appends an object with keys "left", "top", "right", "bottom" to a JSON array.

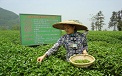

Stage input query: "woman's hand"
[
  {"left": 37, "top": 56, "right": 44, "bottom": 62},
  {"left": 37, "top": 54, "right": 47, "bottom": 62},
  {"left": 82, "top": 49, "right": 88, "bottom": 55}
]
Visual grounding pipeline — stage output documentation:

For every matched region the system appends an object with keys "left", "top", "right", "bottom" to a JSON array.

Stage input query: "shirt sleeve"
[
  {"left": 82, "top": 33, "right": 88, "bottom": 51},
  {"left": 45, "top": 36, "right": 64, "bottom": 56}
]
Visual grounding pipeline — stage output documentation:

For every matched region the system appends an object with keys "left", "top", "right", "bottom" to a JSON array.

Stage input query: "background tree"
[
  {"left": 94, "top": 11, "right": 105, "bottom": 31},
  {"left": 11, "top": 25, "right": 20, "bottom": 30},
  {"left": 90, "top": 11, "right": 105, "bottom": 31},
  {"left": 108, "top": 10, "right": 122, "bottom": 31},
  {"left": 117, "top": 10, "right": 122, "bottom": 31},
  {"left": 90, "top": 14, "right": 96, "bottom": 31},
  {"left": 69, "top": 20, "right": 82, "bottom": 24},
  {"left": 91, "top": 22, "right": 95, "bottom": 30},
  {"left": 108, "top": 11, "right": 118, "bottom": 31}
]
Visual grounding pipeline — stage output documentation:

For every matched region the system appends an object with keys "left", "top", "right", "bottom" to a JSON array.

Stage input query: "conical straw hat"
[{"left": 53, "top": 20, "right": 88, "bottom": 30}]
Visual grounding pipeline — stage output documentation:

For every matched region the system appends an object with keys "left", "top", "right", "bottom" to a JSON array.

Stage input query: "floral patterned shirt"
[{"left": 46, "top": 32, "right": 88, "bottom": 61}]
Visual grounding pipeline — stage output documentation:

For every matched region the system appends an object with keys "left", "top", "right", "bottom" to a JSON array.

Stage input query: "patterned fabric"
[{"left": 45, "top": 32, "right": 88, "bottom": 61}]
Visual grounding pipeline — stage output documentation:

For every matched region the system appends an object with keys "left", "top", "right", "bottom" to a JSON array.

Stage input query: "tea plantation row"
[{"left": 0, "top": 31, "right": 122, "bottom": 76}]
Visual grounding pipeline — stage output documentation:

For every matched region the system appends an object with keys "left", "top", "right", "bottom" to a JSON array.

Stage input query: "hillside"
[{"left": 0, "top": 7, "right": 19, "bottom": 30}]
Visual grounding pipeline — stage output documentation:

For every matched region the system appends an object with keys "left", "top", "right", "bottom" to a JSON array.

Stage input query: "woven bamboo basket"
[{"left": 69, "top": 54, "right": 95, "bottom": 68}]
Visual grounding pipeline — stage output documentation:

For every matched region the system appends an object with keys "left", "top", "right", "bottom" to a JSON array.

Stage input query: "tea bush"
[{"left": 0, "top": 30, "right": 122, "bottom": 76}]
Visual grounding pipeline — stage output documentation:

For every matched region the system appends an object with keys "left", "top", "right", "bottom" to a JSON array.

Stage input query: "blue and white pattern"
[{"left": 46, "top": 32, "right": 88, "bottom": 61}]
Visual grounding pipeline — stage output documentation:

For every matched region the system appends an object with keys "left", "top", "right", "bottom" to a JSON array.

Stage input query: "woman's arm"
[
  {"left": 82, "top": 32, "right": 88, "bottom": 54},
  {"left": 45, "top": 35, "right": 65, "bottom": 56},
  {"left": 37, "top": 36, "right": 65, "bottom": 62}
]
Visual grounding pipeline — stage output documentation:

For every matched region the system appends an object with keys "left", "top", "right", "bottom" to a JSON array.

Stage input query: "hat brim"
[{"left": 53, "top": 22, "right": 88, "bottom": 30}]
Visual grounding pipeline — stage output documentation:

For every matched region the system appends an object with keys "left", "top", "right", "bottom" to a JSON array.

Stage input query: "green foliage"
[
  {"left": 88, "top": 31, "right": 122, "bottom": 44},
  {"left": 109, "top": 10, "right": 122, "bottom": 31},
  {"left": 74, "top": 59, "right": 90, "bottom": 63},
  {"left": 90, "top": 11, "right": 105, "bottom": 31},
  {"left": 0, "top": 31, "right": 122, "bottom": 76}
]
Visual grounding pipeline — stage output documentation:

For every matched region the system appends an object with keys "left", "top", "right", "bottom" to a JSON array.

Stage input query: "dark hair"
[{"left": 69, "top": 24, "right": 77, "bottom": 32}]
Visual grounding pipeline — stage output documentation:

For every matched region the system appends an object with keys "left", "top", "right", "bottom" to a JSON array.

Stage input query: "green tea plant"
[
  {"left": 74, "top": 59, "right": 90, "bottom": 63},
  {"left": 0, "top": 30, "right": 122, "bottom": 76}
]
